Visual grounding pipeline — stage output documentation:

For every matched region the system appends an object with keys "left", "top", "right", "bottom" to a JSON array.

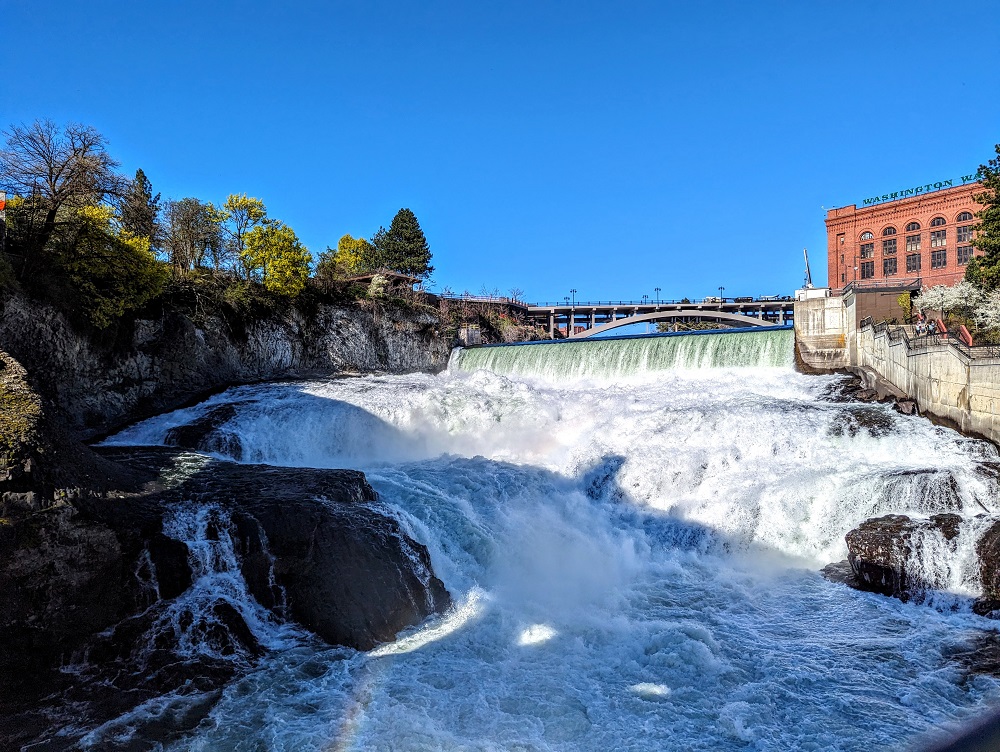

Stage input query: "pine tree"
[
  {"left": 119, "top": 168, "right": 160, "bottom": 244},
  {"left": 370, "top": 208, "right": 433, "bottom": 278}
]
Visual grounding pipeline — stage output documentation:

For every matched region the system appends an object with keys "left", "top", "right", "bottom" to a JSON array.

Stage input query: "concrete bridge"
[{"left": 525, "top": 299, "right": 794, "bottom": 339}]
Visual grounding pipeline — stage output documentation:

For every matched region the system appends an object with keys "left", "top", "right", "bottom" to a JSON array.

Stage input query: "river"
[{"left": 97, "top": 327, "right": 1000, "bottom": 750}]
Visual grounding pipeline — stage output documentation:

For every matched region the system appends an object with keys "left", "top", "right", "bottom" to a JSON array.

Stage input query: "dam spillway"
[{"left": 450, "top": 326, "right": 794, "bottom": 380}]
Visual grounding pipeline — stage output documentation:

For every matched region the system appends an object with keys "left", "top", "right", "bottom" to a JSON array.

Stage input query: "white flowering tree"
[
  {"left": 973, "top": 289, "right": 1000, "bottom": 331},
  {"left": 914, "top": 282, "right": 983, "bottom": 318}
]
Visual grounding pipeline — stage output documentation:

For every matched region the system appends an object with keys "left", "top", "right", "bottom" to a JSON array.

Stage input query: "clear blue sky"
[{"left": 3, "top": 1, "right": 998, "bottom": 301}]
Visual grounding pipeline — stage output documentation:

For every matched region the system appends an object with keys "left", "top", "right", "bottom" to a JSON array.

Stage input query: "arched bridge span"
[
  {"left": 524, "top": 300, "right": 793, "bottom": 339},
  {"left": 571, "top": 310, "right": 771, "bottom": 338}
]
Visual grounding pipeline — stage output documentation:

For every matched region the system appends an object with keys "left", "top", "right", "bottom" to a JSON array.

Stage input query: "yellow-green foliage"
[
  {"left": 334, "top": 234, "right": 375, "bottom": 276},
  {"left": 242, "top": 221, "right": 312, "bottom": 296},
  {"left": 0, "top": 356, "right": 42, "bottom": 454},
  {"left": 63, "top": 204, "right": 169, "bottom": 327}
]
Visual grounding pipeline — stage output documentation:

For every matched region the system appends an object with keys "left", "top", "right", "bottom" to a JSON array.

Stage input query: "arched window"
[
  {"left": 860, "top": 231, "right": 874, "bottom": 241},
  {"left": 882, "top": 226, "right": 897, "bottom": 236},
  {"left": 930, "top": 216, "right": 946, "bottom": 227},
  {"left": 957, "top": 211, "right": 974, "bottom": 222},
  {"left": 906, "top": 221, "right": 921, "bottom": 232}
]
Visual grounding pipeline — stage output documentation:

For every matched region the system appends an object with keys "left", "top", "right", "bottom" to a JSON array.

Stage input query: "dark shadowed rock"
[
  {"left": 895, "top": 399, "right": 919, "bottom": 416},
  {"left": 976, "top": 520, "right": 1000, "bottom": 610},
  {"left": 844, "top": 513, "right": 969, "bottom": 601}
]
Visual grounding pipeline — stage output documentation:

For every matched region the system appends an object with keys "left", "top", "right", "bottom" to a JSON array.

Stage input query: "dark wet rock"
[
  {"left": 88, "top": 447, "right": 451, "bottom": 651},
  {"left": 931, "top": 513, "right": 963, "bottom": 541},
  {"left": 977, "top": 520, "right": 1000, "bottom": 604},
  {"left": 828, "top": 405, "right": 896, "bottom": 438},
  {"left": 844, "top": 513, "right": 970, "bottom": 600},
  {"left": 820, "top": 559, "right": 859, "bottom": 587},
  {"left": 894, "top": 398, "right": 919, "bottom": 416},
  {"left": 164, "top": 402, "right": 248, "bottom": 459}
]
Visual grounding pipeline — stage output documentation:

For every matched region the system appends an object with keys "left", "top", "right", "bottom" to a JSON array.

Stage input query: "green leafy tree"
[
  {"left": 369, "top": 208, "right": 433, "bottom": 278},
  {"left": 58, "top": 204, "right": 168, "bottom": 328},
  {"left": 965, "top": 144, "right": 1000, "bottom": 291},
  {"left": 242, "top": 221, "right": 312, "bottom": 296},
  {"left": 221, "top": 193, "right": 268, "bottom": 279},
  {"left": 119, "top": 168, "right": 160, "bottom": 245}
]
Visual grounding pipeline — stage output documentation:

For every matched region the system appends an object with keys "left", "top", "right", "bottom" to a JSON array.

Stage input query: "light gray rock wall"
[{"left": 0, "top": 292, "right": 449, "bottom": 438}]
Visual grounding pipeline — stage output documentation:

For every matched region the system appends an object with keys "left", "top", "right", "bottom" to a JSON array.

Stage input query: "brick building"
[{"left": 826, "top": 182, "right": 982, "bottom": 290}]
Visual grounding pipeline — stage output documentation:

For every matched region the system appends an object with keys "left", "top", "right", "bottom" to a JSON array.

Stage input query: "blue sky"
[{"left": 3, "top": 1, "right": 998, "bottom": 301}]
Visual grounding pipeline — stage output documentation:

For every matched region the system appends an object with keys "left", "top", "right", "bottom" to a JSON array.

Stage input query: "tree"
[
  {"left": 242, "top": 221, "right": 312, "bottom": 296},
  {"left": 221, "top": 193, "right": 267, "bottom": 279},
  {"left": 58, "top": 204, "right": 168, "bottom": 328},
  {"left": 119, "top": 168, "right": 160, "bottom": 244},
  {"left": 965, "top": 144, "right": 1000, "bottom": 290},
  {"left": 0, "top": 120, "right": 121, "bottom": 274},
  {"left": 161, "top": 198, "right": 224, "bottom": 275},
  {"left": 369, "top": 208, "right": 433, "bottom": 278}
]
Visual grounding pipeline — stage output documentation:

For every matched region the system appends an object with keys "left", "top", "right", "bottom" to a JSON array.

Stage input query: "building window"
[
  {"left": 860, "top": 261, "right": 875, "bottom": 279},
  {"left": 906, "top": 221, "right": 921, "bottom": 232},
  {"left": 931, "top": 250, "right": 947, "bottom": 269},
  {"left": 883, "top": 257, "right": 898, "bottom": 276},
  {"left": 930, "top": 229, "right": 946, "bottom": 247},
  {"left": 906, "top": 234, "right": 921, "bottom": 252},
  {"left": 958, "top": 225, "right": 973, "bottom": 243},
  {"left": 906, "top": 253, "right": 922, "bottom": 273},
  {"left": 860, "top": 231, "right": 874, "bottom": 241},
  {"left": 860, "top": 242, "right": 874, "bottom": 259},
  {"left": 957, "top": 211, "right": 974, "bottom": 222},
  {"left": 841, "top": 272, "right": 846, "bottom": 283},
  {"left": 883, "top": 238, "right": 897, "bottom": 255},
  {"left": 882, "top": 226, "right": 897, "bottom": 236},
  {"left": 930, "top": 216, "right": 946, "bottom": 227},
  {"left": 958, "top": 246, "right": 974, "bottom": 265}
]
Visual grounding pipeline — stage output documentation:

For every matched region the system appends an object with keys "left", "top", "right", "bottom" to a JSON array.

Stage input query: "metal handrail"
[{"left": 859, "top": 317, "right": 1000, "bottom": 360}]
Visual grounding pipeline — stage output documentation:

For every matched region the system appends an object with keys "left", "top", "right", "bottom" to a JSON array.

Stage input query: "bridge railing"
[{"left": 529, "top": 297, "right": 794, "bottom": 307}]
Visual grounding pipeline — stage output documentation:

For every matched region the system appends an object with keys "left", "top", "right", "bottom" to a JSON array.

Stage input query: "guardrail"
[
  {"left": 528, "top": 297, "right": 794, "bottom": 307},
  {"left": 859, "top": 317, "right": 1000, "bottom": 360}
]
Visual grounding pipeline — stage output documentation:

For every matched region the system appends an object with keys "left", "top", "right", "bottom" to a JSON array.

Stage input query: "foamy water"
[{"left": 96, "top": 331, "right": 1000, "bottom": 750}]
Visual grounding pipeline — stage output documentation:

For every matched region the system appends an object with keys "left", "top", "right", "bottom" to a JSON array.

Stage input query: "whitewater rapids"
[{"left": 101, "top": 328, "right": 1000, "bottom": 750}]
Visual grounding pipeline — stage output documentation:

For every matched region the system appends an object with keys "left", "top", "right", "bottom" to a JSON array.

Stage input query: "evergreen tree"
[
  {"left": 119, "top": 168, "right": 160, "bottom": 244},
  {"left": 370, "top": 208, "right": 433, "bottom": 278},
  {"left": 965, "top": 144, "right": 1000, "bottom": 291}
]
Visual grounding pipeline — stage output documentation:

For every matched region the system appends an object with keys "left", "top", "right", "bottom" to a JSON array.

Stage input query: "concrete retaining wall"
[
  {"left": 856, "top": 327, "right": 1000, "bottom": 445},
  {"left": 793, "top": 294, "right": 849, "bottom": 371}
]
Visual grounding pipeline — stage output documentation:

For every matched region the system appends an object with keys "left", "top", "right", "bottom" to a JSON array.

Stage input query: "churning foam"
[{"left": 99, "top": 335, "right": 1000, "bottom": 751}]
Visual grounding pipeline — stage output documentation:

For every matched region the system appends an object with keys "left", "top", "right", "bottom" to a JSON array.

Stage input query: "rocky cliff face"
[{"left": 0, "top": 290, "right": 449, "bottom": 438}]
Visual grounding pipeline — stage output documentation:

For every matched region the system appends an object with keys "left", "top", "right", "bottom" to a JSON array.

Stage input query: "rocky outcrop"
[
  {"left": 0, "top": 290, "right": 449, "bottom": 439},
  {"left": 88, "top": 448, "right": 450, "bottom": 651},
  {"left": 844, "top": 513, "right": 964, "bottom": 599}
]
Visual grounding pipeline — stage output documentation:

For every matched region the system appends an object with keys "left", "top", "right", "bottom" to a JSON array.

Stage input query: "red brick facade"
[{"left": 826, "top": 183, "right": 982, "bottom": 290}]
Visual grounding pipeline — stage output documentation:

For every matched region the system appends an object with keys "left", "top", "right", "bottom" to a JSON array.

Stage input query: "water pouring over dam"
[{"left": 86, "top": 326, "right": 1000, "bottom": 750}]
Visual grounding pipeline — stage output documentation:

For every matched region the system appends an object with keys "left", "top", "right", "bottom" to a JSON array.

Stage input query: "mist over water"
[{"left": 101, "top": 330, "right": 1000, "bottom": 750}]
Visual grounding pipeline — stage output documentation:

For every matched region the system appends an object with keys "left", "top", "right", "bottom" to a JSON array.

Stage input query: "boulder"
[{"left": 844, "top": 513, "right": 964, "bottom": 600}]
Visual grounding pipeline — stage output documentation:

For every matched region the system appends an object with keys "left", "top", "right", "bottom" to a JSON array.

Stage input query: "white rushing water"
[{"left": 101, "top": 328, "right": 1000, "bottom": 751}]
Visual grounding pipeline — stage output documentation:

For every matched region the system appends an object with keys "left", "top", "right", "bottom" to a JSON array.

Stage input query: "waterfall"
[
  {"left": 92, "top": 355, "right": 1000, "bottom": 751},
  {"left": 449, "top": 327, "right": 794, "bottom": 380}
]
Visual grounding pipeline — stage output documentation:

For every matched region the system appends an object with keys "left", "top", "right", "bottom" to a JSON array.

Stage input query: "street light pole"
[
  {"left": 654, "top": 287, "right": 661, "bottom": 304},
  {"left": 570, "top": 288, "right": 577, "bottom": 306},
  {"left": 718, "top": 286, "right": 725, "bottom": 301}
]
